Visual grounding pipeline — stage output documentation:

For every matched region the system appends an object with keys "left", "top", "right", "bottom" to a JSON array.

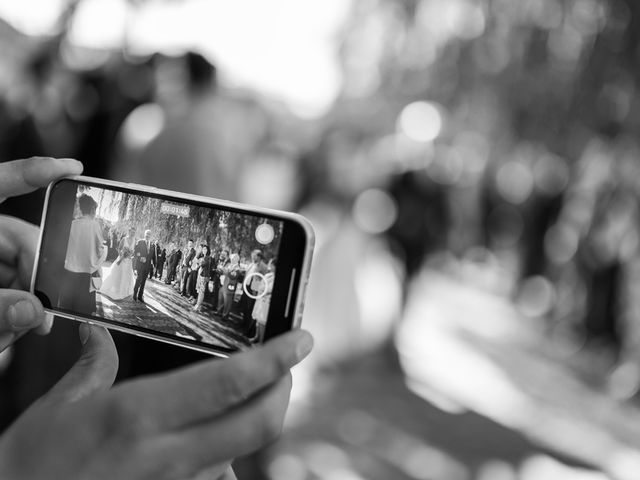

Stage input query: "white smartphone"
[{"left": 31, "top": 176, "right": 314, "bottom": 357}]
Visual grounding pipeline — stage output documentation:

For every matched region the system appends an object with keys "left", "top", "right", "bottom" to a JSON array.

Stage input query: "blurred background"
[{"left": 2, "top": 0, "right": 640, "bottom": 478}]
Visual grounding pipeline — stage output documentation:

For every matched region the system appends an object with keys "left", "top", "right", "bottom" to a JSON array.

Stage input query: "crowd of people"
[
  {"left": 95, "top": 223, "right": 276, "bottom": 343},
  {"left": 166, "top": 240, "right": 275, "bottom": 342}
]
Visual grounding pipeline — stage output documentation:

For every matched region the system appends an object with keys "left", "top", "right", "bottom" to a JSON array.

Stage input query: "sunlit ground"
[
  {"left": 397, "top": 259, "right": 640, "bottom": 480},
  {"left": 263, "top": 249, "right": 640, "bottom": 480}
]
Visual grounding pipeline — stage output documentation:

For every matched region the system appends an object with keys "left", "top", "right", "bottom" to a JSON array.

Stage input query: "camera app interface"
[{"left": 36, "top": 182, "right": 284, "bottom": 351}]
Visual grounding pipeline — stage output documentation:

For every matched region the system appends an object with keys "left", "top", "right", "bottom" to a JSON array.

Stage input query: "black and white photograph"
[
  {"left": 57, "top": 184, "right": 283, "bottom": 350},
  {"left": 6, "top": 1, "right": 640, "bottom": 479}
]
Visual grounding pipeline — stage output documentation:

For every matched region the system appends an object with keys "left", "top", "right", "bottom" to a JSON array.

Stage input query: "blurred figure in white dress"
[{"left": 100, "top": 227, "right": 136, "bottom": 300}]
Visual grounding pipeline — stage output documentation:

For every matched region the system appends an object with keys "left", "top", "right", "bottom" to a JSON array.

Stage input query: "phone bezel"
[{"left": 31, "top": 176, "right": 314, "bottom": 357}]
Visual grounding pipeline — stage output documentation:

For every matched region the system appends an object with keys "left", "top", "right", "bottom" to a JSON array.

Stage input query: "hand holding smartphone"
[{"left": 31, "top": 176, "right": 314, "bottom": 357}]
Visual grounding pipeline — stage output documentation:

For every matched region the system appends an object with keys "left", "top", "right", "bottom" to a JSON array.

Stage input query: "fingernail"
[
  {"left": 7, "top": 301, "right": 37, "bottom": 329},
  {"left": 294, "top": 331, "right": 314, "bottom": 361},
  {"left": 57, "top": 158, "right": 83, "bottom": 173},
  {"left": 79, "top": 324, "right": 92, "bottom": 346},
  {"left": 42, "top": 312, "right": 54, "bottom": 332}
]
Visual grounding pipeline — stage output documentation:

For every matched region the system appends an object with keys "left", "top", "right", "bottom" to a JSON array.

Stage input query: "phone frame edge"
[{"left": 30, "top": 175, "right": 316, "bottom": 355}]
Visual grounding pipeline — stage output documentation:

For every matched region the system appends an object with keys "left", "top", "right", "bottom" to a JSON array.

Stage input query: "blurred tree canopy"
[{"left": 334, "top": 0, "right": 640, "bottom": 158}]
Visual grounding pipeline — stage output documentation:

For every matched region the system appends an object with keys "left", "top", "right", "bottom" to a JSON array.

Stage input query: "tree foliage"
[{"left": 96, "top": 191, "right": 282, "bottom": 262}]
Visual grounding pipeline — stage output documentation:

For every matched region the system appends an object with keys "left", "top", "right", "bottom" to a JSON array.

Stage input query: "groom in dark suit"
[
  {"left": 133, "top": 229, "right": 153, "bottom": 302},
  {"left": 148, "top": 241, "right": 157, "bottom": 280}
]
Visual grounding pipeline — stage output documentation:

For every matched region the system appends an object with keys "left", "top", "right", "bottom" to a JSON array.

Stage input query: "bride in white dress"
[{"left": 100, "top": 228, "right": 136, "bottom": 300}]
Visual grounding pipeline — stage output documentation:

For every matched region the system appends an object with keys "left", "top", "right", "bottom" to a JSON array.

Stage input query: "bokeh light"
[
  {"left": 516, "top": 276, "right": 556, "bottom": 318},
  {"left": 120, "top": 103, "right": 165, "bottom": 150},
  {"left": 496, "top": 161, "right": 534, "bottom": 205},
  {"left": 352, "top": 188, "right": 398, "bottom": 234},
  {"left": 397, "top": 101, "right": 443, "bottom": 143}
]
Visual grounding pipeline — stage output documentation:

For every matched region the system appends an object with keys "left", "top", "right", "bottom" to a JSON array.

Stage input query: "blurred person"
[
  {"left": 0, "top": 47, "right": 65, "bottom": 226},
  {"left": 113, "top": 52, "right": 240, "bottom": 201},
  {"left": 293, "top": 128, "right": 403, "bottom": 365},
  {"left": 578, "top": 186, "right": 635, "bottom": 356},
  {"left": 69, "top": 55, "right": 158, "bottom": 181},
  {"left": 386, "top": 171, "right": 449, "bottom": 285},
  {"left": 100, "top": 226, "right": 136, "bottom": 301},
  {"left": 0, "top": 158, "right": 313, "bottom": 480},
  {"left": 58, "top": 193, "right": 108, "bottom": 316},
  {"left": 194, "top": 245, "right": 213, "bottom": 312},
  {"left": 133, "top": 229, "right": 153, "bottom": 303}
]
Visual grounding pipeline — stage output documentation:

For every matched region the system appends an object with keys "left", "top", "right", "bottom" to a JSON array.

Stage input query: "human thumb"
[
  {"left": 39, "top": 324, "right": 119, "bottom": 406},
  {"left": 0, "top": 290, "right": 47, "bottom": 351}
]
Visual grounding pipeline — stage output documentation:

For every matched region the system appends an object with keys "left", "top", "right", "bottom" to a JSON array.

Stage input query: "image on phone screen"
[{"left": 32, "top": 179, "right": 311, "bottom": 355}]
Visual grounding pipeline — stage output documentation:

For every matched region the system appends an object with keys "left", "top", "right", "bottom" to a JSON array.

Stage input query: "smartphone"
[{"left": 31, "top": 176, "right": 314, "bottom": 357}]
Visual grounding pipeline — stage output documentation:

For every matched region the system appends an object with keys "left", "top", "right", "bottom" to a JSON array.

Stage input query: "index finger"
[
  {"left": 0, "top": 157, "right": 83, "bottom": 202},
  {"left": 0, "top": 216, "right": 42, "bottom": 290},
  {"left": 116, "top": 329, "right": 313, "bottom": 433}
]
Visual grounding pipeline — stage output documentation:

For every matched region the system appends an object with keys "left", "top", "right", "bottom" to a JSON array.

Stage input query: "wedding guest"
[
  {"left": 194, "top": 245, "right": 213, "bottom": 312},
  {"left": 180, "top": 239, "right": 196, "bottom": 296},
  {"left": 217, "top": 253, "right": 240, "bottom": 319},
  {"left": 187, "top": 244, "right": 203, "bottom": 302},
  {"left": 59, "top": 193, "right": 108, "bottom": 315},
  {"left": 156, "top": 246, "right": 166, "bottom": 279},
  {"left": 165, "top": 243, "right": 181, "bottom": 284},
  {"left": 208, "top": 249, "right": 224, "bottom": 310},
  {"left": 148, "top": 240, "right": 157, "bottom": 279},
  {"left": 214, "top": 250, "right": 230, "bottom": 313},
  {"left": 251, "top": 258, "right": 276, "bottom": 343},
  {"left": 240, "top": 249, "right": 267, "bottom": 336},
  {"left": 133, "top": 229, "right": 153, "bottom": 302},
  {"left": 174, "top": 247, "right": 182, "bottom": 284}
]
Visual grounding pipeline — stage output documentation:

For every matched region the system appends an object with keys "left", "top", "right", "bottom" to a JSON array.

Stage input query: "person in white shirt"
[
  {"left": 241, "top": 249, "right": 267, "bottom": 335},
  {"left": 58, "top": 193, "right": 107, "bottom": 315},
  {"left": 251, "top": 258, "right": 276, "bottom": 343}
]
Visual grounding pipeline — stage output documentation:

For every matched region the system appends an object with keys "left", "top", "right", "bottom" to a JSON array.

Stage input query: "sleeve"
[
  {"left": 94, "top": 222, "right": 105, "bottom": 253},
  {"left": 266, "top": 274, "right": 275, "bottom": 295}
]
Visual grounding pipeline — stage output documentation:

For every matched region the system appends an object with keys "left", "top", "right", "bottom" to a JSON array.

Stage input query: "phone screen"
[{"left": 33, "top": 178, "right": 312, "bottom": 355}]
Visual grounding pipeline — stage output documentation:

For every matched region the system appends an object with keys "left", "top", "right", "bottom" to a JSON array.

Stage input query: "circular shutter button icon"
[{"left": 255, "top": 223, "right": 275, "bottom": 245}]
